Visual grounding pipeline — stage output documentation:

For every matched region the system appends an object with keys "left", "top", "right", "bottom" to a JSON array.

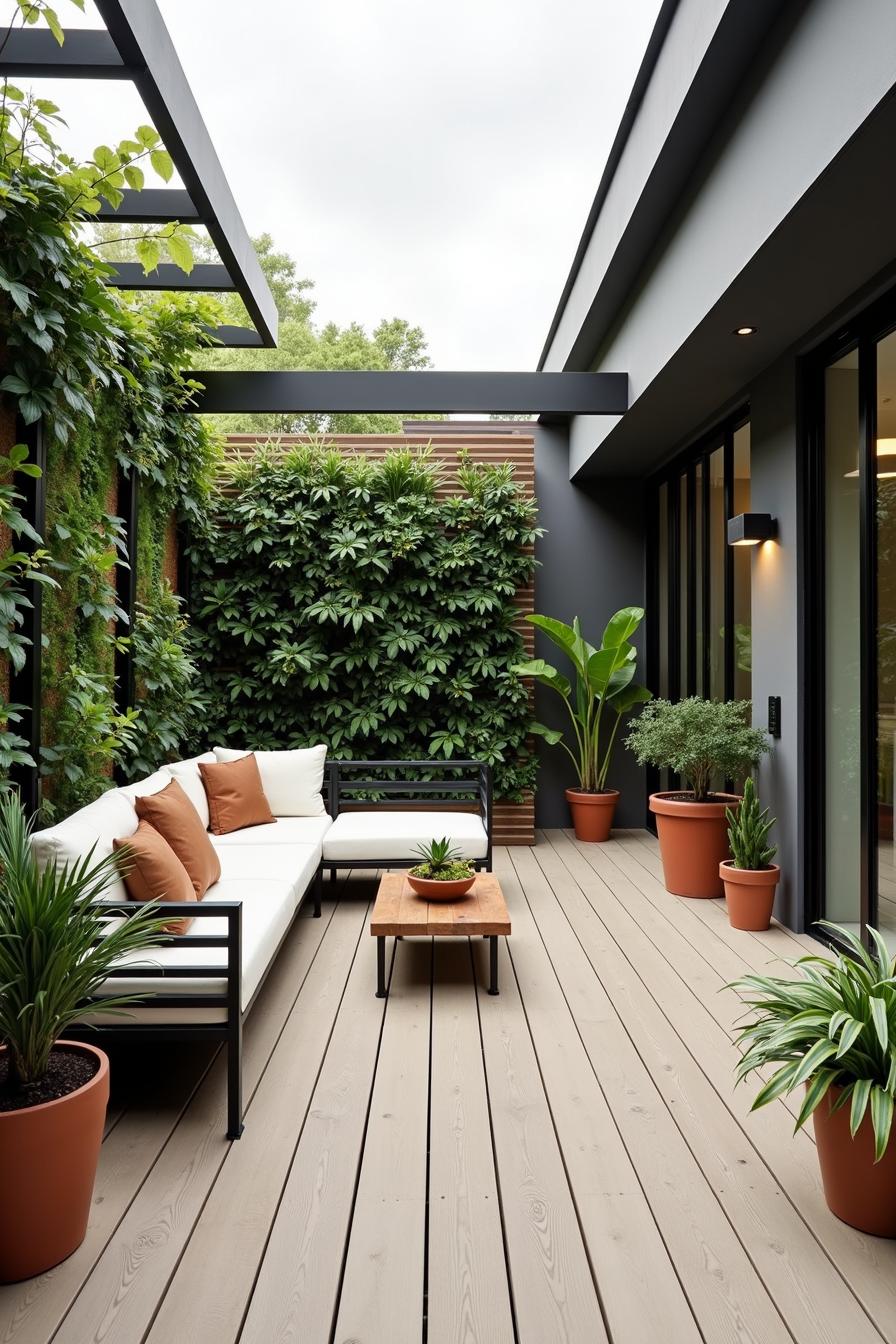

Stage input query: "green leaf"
[
  {"left": 601, "top": 606, "right": 644, "bottom": 650},
  {"left": 165, "top": 231, "right": 194, "bottom": 274},
  {"left": 788, "top": 1037, "right": 840, "bottom": 1090},
  {"left": 123, "top": 163, "right": 145, "bottom": 191},
  {"left": 869, "top": 995, "right": 889, "bottom": 1052},
  {"left": 850, "top": 1078, "right": 873, "bottom": 1138},
  {"left": 149, "top": 149, "right": 174, "bottom": 183},
  {"left": 529, "top": 721, "right": 564, "bottom": 746},
  {"left": 794, "top": 1068, "right": 837, "bottom": 1132},
  {"left": 870, "top": 1086, "right": 894, "bottom": 1162},
  {"left": 135, "top": 236, "right": 162, "bottom": 275}
]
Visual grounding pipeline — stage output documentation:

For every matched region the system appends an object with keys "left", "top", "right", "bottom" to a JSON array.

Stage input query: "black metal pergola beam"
[
  {"left": 109, "top": 262, "right": 236, "bottom": 292},
  {"left": 0, "top": 5, "right": 278, "bottom": 350},
  {"left": 188, "top": 370, "right": 629, "bottom": 421}
]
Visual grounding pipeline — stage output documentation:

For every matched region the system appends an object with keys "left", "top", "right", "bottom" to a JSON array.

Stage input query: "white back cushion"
[
  {"left": 119, "top": 769, "right": 171, "bottom": 803},
  {"left": 213, "top": 745, "right": 327, "bottom": 817},
  {"left": 30, "top": 788, "right": 138, "bottom": 902},
  {"left": 161, "top": 752, "right": 216, "bottom": 827}
]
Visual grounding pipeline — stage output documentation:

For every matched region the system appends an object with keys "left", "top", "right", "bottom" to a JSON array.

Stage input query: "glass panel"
[
  {"left": 679, "top": 474, "right": 688, "bottom": 693},
  {"left": 695, "top": 460, "right": 704, "bottom": 695},
  {"left": 732, "top": 423, "right": 752, "bottom": 701},
  {"left": 708, "top": 445, "right": 726, "bottom": 699},
  {"left": 877, "top": 330, "right": 896, "bottom": 951},
  {"left": 657, "top": 483, "right": 669, "bottom": 698},
  {"left": 824, "top": 349, "right": 862, "bottom": 936}
]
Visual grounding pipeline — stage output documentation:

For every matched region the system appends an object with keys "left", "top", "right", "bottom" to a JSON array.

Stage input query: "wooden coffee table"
[{"left": 371, "top": 872, "right": 511, "bottom": 998}]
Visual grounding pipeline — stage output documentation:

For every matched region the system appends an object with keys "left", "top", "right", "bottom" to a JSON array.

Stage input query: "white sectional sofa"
[{"left": 30, "top": 754, "right": 491, "bottom": 1137}]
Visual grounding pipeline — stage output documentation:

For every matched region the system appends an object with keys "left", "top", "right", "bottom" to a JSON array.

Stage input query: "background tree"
[{"left": 89, "top": 228, "right": 437, "bottom": 435}]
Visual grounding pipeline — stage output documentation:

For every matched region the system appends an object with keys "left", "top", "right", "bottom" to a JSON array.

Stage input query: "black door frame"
[
  {"left": 645, "top": 406, "right": 750, "bottom": 819},
  {"left": 800, "top": 292, "right": 896, "bottom": 947}
]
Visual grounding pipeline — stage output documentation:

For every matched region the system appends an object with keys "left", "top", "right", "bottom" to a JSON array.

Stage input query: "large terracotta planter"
[
  {"left": 813, "top": 1084, "right": 896, "bottom": 1236},
  {"left": 649, "top": 792, "right": 740, "bottom": 898},
  {"left": 566, "top": 788, "right": 619, "bottom": 842},
  {"left": 720, "top": 861, "right": 780, "bottom": 930},
  {"left": 407, "top": 874, "right": 475, "bottom": 900},
  {"left": 0, "top": 1041, "right": 109, "bottom": 1282}
]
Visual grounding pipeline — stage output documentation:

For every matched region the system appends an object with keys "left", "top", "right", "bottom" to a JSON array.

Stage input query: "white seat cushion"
[
  {"left": 213, "top": 746, "right": 327, "bottom": 816},
  {"left": 30, "top": 789, "right": 138, "bottom": 903},
  {"left": 211, "top": 815, "right": 332, "bottom": 848},
  {"left": 161, "top": 752, "right": 217, "bottom": 827},
  {"left": 322, "top": 810, "right": 487, "bottom": 862},
  {"left": 82, "top": 846, "right": 320, "bottom": 1026},
  {"left": 216, "top": 843, "right": 320, "bottom": 904}
]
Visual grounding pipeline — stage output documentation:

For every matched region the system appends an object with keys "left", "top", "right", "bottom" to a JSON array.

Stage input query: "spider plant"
[
  {"left": 729, "top": 921, "right": 896, "bottom": 1160},
  {"left": 0, "top": 792, "right": 168, "bottom": 1093}
]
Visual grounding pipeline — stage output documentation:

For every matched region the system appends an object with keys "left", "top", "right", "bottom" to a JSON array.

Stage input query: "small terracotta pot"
[
  {"left": 566, "top": 788, "right": 619, "bottom": 842},
  {"left": 813, "top": 1083, "right": 896, "bottom": 1236},
  {"left": 720, "top": 861, "right": 780, "bottom": 930},
  {"left": 649, "top": 792, "right": 741, "bottom": 898},
  {"left": 0, "top": 1041, "right": 109, "bottom": 1282},
  {"left": 407, "top": 873, "right": 475, "bottom": 900}
]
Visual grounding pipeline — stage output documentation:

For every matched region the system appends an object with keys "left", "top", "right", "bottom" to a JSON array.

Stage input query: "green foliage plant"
[
  {"left": 410, "top": 837, "right": 474, "bottom": 882},
  {"left": 626, "top": 696, "right": 769, "bottom": 801},
  {"left": 0, "top": 790, "right": 167, "bottom": 1091},
  {"left": 188, "top": 444, "right": 539, "bottom": 799},
  {"left": 726, "top": 777, "right": 777, "bottom": 869},
  {"left": 513, "top": 609, "right": 651, "bottom": 792},
  {"left": 729, "top": 922, "right": 896, "bottom": 1161}
]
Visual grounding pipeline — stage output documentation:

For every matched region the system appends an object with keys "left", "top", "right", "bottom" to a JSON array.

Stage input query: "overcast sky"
[{"left": 3, "top": 0, "right": 661, "bottom": 369}]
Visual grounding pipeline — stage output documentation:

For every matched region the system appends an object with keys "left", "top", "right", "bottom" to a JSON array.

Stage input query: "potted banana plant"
[
  {"left": 720, "top": 777, "right": 780, "bottom": 929},
  {"left": 730, "top": 923, "right": 896, "bottom": 1237},
  {"left": 0, "top": 793, "right": 166, "bottom": 1282},
  {"left": 513, "top": 608, "right": 651, "bottom": 842}
]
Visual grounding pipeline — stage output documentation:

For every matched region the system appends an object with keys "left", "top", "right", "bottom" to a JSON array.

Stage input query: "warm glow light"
[
  {"left": 735, "top": 325, "right": 757, "bottom": 336},
  {"left": 844, "top": 438, "right": 896, "bottom": 478},
  {"left": 731, "top": 538, "right": 761, "bottom": 545}
]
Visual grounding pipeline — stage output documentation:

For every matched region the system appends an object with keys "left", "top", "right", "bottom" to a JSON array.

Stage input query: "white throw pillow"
[
  {"left": 161, "top": 752, "right": 217, "bottom": 827},
  {"left": 30, "top": 788, "right": 138, "bottom": 903},
  {"left": 213, "top": 745, "right": 327, "bottom": 817}
]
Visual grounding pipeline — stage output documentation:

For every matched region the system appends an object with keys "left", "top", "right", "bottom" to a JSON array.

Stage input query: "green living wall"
[{"left": 188, "top": 445, "right": 539, "bottom": 800}]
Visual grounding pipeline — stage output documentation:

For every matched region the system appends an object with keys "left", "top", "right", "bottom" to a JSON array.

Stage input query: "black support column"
[{"left": 114, "top": 464, "right": 139, "bottom": 716}]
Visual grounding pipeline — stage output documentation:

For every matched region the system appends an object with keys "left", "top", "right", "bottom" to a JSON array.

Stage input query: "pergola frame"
[{"left": 1, "top": 0, "right": 629, "bottom": 810}]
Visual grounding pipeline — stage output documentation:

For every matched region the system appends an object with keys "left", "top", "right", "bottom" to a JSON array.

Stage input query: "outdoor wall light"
[
  {"left": 735, "top": 325, "right": 757, "bottom": 336},
  {"left": 727, "top": 513, "right": 777, "bottom": 546}
]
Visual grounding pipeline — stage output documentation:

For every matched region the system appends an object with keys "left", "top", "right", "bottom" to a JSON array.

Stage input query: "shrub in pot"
[
  {"left": 0, "top": 794, "right": 166, "bottom": 1282},
  {"left": 513, "top": 608, "right": 651, "bottom": 842},
  {"left": 721, "top": 778, "right": 780, "bottom": 930},
  {"left": 625, "top": 697, "right": 769, "bottom": 897},
  {"left": 407, "top": 837, "right": 475, "bottom": 899},
  {"left": 730, "top": 923, "right": 896, "bottom": 1236}
]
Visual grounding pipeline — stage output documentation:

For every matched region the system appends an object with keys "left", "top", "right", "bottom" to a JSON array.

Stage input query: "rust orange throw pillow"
[
  {"left": 135, "top": 777, "right": 221, "bottom": 897},
  {"left": 199, "top": 753, "right": 275, "bottom": 835},
  {"left": 114, "top": 819, "right": 196, "bottom": 934}
]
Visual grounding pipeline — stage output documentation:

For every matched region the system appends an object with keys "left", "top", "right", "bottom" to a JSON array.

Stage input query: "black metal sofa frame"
[{"left": 76, "top": 759, "right": 492, "bottom": 1139}]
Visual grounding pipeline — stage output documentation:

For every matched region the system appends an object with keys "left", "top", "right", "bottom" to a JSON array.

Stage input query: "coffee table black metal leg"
[
  {"left": 376, "top": 936, "right": 387, "bottom": 998},
  {"left": 488, "top": 935, "right": 499, "bottom": 995}
]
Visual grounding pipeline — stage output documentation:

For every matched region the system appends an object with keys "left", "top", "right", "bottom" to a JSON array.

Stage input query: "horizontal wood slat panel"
[{"left": 219, "top": 434, "right": 536, "bottom": 842}]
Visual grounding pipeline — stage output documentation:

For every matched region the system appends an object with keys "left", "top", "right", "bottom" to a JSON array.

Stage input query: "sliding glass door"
[{"left": 807, "top": 302, "right": 896, "bottom": 950}]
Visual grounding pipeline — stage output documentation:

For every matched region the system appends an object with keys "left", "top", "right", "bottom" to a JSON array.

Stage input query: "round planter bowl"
[
  {"left": 565, "top": 788, "right": 619, "bottom": 843},
  {"left": 720, "top": 861, "right": 780, "bottom": 930},
  {"left": 813, "top": 1083, "right": 896, "bottom": 1236},
  {"left": 649, "top": 792, "right": 741, "bottom": 898},
  {"left": 407, "top": 873, "right": 475, "bottom": 901},
  {"left": 0, "top": 1041, "right": 109, "bottom": 1283}
]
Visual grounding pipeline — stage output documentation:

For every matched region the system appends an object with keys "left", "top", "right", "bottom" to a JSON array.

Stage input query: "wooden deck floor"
[{"left": 4, "top": 830, "right": 896, "bottom": 1344}]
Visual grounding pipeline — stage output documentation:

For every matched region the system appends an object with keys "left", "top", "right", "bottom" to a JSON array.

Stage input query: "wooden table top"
[{"left": 370, "top": 872, "right": 511, "bottom": 938}]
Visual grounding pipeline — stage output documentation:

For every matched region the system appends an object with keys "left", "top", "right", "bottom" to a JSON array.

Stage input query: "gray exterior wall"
[
  {"left": 532, "top": 426, "right": 646, "bottom": 828},
  {"left": 748, "top": 358, "right": 802, "bottom": 929}
]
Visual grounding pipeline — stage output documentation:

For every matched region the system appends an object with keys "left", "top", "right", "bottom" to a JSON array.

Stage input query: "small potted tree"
[
  {"left": 0, "top": 794, "right": 166, "bottom": 1282},
  {"left": 513, "top": 608, "right": 651, "bottom": 841},
  {"left": 730, "top": 923, "right": 896, "bottom": 1236},
  {"left": 721, "top": 778, "right": 780, "bottom": 929},
  {"left": 625, "top": 697, "right": 769, "bottom": 897}
]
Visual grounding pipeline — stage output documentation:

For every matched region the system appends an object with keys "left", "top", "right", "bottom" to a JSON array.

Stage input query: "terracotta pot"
[
  {"left": 0, "top": 1041, "right": 109, "bottom": 1282},
  {"left": 565, "top": 788, "right": 619, "bottom": 842},
  {"left": 407, "top": 873, "right": 475, "bottom": 900},
  {"left": 720, "top": 861, "right": 780, "bottom": 930},
  {"left": 649, "top": 792, "right": 741, "bottom": 898},
  {"left": 813, "top": 1083, "right": 896, "bottom": 1236}
]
